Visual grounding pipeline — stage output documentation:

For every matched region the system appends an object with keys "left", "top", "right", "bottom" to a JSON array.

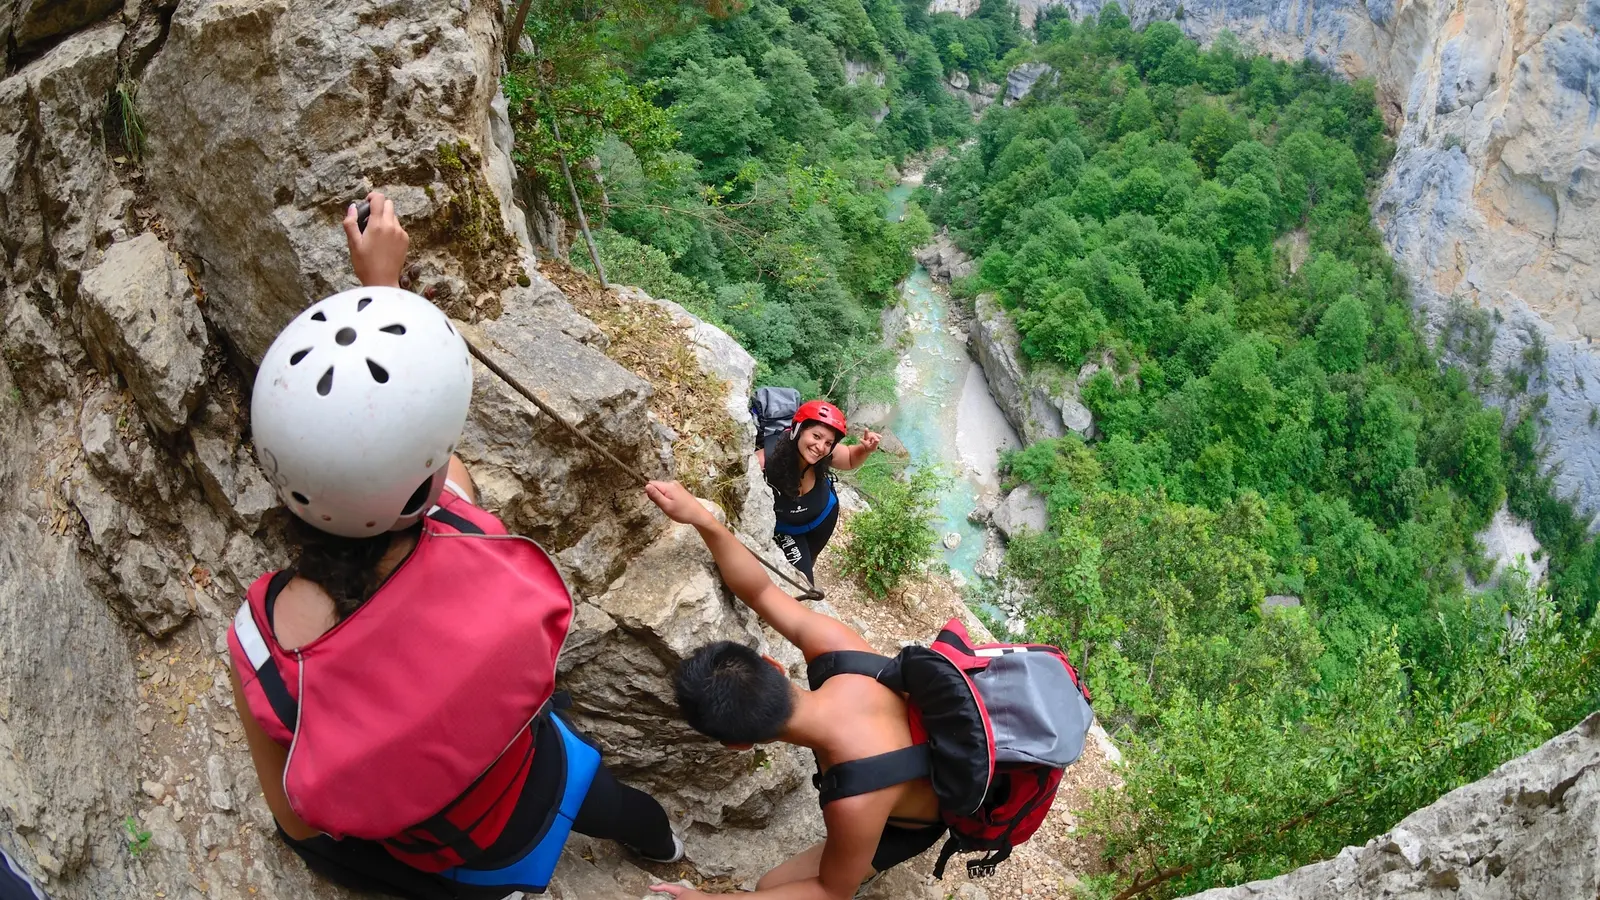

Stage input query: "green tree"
[
  {"left": 1315, "top": 294, "right": 1371, "bottom": 373},
  {"left": 762, "top": 45, "right": 834, "bottom": 148},
  {"left": 1018, "top": 287, "right": 1106, "bottom": 366},
  {"left": 1180, "top": 101, "right": 1248, "bottom": 174},
  {"left": 669, "top": 56, "right": 774, "bottom": 183}
]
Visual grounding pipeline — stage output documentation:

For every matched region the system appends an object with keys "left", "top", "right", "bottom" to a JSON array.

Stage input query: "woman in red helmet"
[{"left": 756, "top": 400, "right": 880, "bottom": 582}]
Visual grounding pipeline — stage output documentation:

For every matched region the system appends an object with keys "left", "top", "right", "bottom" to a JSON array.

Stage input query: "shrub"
[{"left": 840, "top": 466, "right": 946, "bottom": 597}]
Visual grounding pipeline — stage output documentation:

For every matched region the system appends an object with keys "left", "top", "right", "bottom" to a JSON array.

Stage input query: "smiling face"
[{"left": 795, "top": 422, "right": 840, "bottom": 467}]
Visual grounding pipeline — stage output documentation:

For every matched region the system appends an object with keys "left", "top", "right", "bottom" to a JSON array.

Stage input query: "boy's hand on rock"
[
  {"left": 646, "top": 481, "right": 713, "bottom": 528},
  {"left": 345, "top": 191, "right": 409, "bottom": 288}
]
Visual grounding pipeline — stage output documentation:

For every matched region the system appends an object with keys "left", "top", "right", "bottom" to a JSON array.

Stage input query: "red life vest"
[{"left": 227, "top": 491, "right": 574, "bottom": 871}]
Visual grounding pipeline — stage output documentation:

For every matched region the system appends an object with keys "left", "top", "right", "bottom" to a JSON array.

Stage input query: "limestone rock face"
[
  {"left": 1004, "top": 62, "right": 1055, "bottom": 104},
  {"left": 139, "top": 0, "right": 521, "bottom": 365},
  {"left": 11, "top": 0, "right": 120, "bottom": 49},
  {"left": 1181, "top": 712, "right": 1600, "bottom": 900},
  {"left": 79, "top": 233, "right": 209, "bottom": 433},
  {"left": 967, "top": 292, "right": 1095, "bottom": 443},
  {"left": 0, "top": 377, "right": 138, "bottom": 891}
]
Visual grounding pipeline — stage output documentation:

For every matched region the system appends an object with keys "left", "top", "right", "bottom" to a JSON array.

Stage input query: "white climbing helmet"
[{"left": 251, "top": 286, "right": 473, "bottom": 538}]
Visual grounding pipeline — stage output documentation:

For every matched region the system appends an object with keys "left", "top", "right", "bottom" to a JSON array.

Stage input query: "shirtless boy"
[{"left": 644, "top": 480, "right": 944, "bottom": 900}]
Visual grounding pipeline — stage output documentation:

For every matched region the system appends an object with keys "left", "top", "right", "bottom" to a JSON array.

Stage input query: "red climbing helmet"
[{"left": 792, "top": 400, "right": 847, "bottom": 439}]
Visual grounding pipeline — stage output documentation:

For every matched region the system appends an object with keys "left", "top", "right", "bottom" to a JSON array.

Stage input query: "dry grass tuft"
[{"left": 545, "top": 261, "right": 743, "bottom": 502}]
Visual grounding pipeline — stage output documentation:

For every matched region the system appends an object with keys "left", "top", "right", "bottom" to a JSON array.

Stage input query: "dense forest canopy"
[
  {"left": 505, "top": 3, "right": 1599, "bottom": 898},
  {"left": 919, "top": 8, "right": 1598, "bottom": 896},
  {"left": 505, "top": 0, "right": 1027, "bottom": 401}
]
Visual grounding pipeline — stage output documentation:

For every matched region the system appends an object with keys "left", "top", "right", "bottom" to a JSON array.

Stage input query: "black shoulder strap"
[
  {"left": 813, "top": 744, "right": 932, "bottom": 807},
  {"left": 806, "top": 650, "right": 894, "bottom": 691},
  {"left": 429, "top": 506, "right": 485, "bottom": 535}
]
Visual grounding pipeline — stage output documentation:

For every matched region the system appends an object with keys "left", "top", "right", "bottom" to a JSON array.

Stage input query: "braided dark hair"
[
  {"left": 763, "top": 423, "right": 833, "bottom": 500},
  {"left": 287, "top": 515, "right": 421, "bottom": 620}
]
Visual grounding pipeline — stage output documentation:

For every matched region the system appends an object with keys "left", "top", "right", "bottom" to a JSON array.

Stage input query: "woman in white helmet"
[{"left": 227, "top": 193, "right": 682, "bottom": 900}]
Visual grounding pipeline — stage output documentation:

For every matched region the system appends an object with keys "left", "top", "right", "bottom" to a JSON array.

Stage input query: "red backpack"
[{"left": 807, "top": 618, "right": 1093, "bottom": 879}]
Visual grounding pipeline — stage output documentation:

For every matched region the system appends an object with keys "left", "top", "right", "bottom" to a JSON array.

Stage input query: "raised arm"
[
  {"left": 645, "top": 481, "right": 869, "bottom": 659},
  {"left": 829, "top": 430, "right": 880, "bottom": 471}
]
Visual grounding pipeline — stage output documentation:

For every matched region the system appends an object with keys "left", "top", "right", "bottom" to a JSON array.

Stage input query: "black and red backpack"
[{"left": 807, "top": 618, "right": 1093, "bottom": 879}]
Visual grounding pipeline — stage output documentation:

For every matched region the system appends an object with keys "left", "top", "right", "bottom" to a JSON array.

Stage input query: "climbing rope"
[{"left": 355, "top": 202, "right": 825, "bottom": 603}]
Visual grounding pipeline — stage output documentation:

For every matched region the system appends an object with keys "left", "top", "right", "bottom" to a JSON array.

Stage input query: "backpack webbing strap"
[
  {"left": 805, "top": 650, "right": 896, "bottom": 691},
  {"left": 812, "top": 744, "right": 931, "bottom": 807},
  {"left": 933, "top": 837, "right": 1011, "bottom": 880}
]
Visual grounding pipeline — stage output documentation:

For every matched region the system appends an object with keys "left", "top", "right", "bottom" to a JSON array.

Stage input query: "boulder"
[
  {"left": 993, "top": 485, "right": 1048, "bottom": 540},
  {"left": 11, "top": 0, "right": 120, "bottom": 49},
  {"left": 1261, "top": 595, "right": 1303, "bottom": 614},
  {"left": 968, "top": 493, "right": 996, "bottom": 525},
  {"left": 1181, "top": 712, "right": 1600, "bottom": 900},
  {"left": 78, "top": 233, "right": 209, "bottom": 433},
  {"left": 967, "top": 293, "right": 1095, "bottom": 444}
]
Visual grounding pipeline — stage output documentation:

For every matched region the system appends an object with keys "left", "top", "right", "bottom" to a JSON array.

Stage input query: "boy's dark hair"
[{"left": 674, "top": 641, "right": 795, "bottom": 744}]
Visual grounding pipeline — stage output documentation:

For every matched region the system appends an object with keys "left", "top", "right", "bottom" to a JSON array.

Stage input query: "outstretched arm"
[
  {"left": 645, "top": 481, "right": 870, "bottom": 659},
  {"left": 829, "top": 430, "right": 880, "bottom": 471}
]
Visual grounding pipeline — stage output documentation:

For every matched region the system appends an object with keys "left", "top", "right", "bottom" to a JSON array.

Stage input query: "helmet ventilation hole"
[
  {"left": 425, "top": 457, "right": 435, "bottom": 468},
  {"left": 321, "top": 514, "right": 332, "bottom": 522},
  {"left": 317, "top": 367, "right": 334, "bottom": 396},
  {"left": 289, "top": 348, "right": 311, "bottom": 365},
  {"left": 380, "top": 323, "right": 406, "bottom": 335},
  {"left": 365, "top": 520, "right": 377, "bottom": 528},
  {"left": 310, "top": 310, "right": 327, "bottom": 322},
  {"left": 335, "top": 327, "right": 357, "bottom": 346},
  {"left": 366, "top": 359, "right": 390, "bottom": 383},
  {"left": 357, "top": 297, "right": 372, "bottom": 312},
  {"left": 291, "top": 491, "right": 309, "bottom": 504}
]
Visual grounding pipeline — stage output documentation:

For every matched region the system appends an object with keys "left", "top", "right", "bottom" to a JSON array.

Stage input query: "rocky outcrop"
[
  {"left": 915, "top": 229, "right": 976, "bottom": 283},
  {"left": 993, "top": 484, "right": 1049, "bottom": 540},
  {"left": 79, "top": 233, "right": 208, "bottom": 433},
  {"left": 0, "top": 2, "right": 819, "bottom": 898},
  {"left": 1004, "top": 62, "right": 1056, "bottom": 105},
  {"left": 968, "top": 292, "right": 1095, "bottom": 442},
  {"left": 947, "top": 70, "right": 1000, "bottom": 115},
  {"left": 1183, "top": 711, "right": 1600, "bottom": 900}
]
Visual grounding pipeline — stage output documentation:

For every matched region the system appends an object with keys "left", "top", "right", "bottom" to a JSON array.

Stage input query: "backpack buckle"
[{"left": 966, "top": 860, "right": 998, "bottom": 879}]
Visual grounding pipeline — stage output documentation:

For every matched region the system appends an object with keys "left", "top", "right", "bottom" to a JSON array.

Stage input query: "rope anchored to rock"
[{"left": 356, "top": 202, "right": 825, "bottom": 603}]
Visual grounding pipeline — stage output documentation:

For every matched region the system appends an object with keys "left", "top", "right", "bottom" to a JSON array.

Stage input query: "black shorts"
[{"left": 871, "top": 822, "right": 946, "bottom": 874}]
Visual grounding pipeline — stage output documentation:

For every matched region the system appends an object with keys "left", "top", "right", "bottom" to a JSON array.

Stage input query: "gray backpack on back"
[{"left": 750, "top": 386, "right": 801, "bottom": 448}]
